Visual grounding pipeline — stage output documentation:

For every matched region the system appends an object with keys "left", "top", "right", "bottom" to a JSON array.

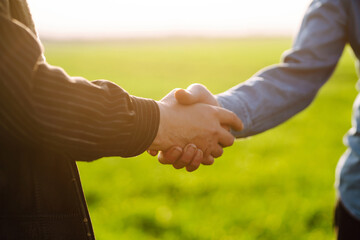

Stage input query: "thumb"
[
  {"left": 174, "top": 89, "right": 198, "bottom": 105},
  {"left": 175, "top": 84, "right": 219, "bottom": 106}
]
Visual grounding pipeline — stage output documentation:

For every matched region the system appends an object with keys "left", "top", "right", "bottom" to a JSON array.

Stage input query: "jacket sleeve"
[
  {"left": 0, "top": 14, "right": 159, "bottom": 161},
  {"left": 216, "top": 0, "right": 348, "bottom": 138}
]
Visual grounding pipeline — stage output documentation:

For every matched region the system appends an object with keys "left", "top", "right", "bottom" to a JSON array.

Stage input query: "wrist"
[{"left": 149, "top": 101, "right": 168, "bottom": 151}]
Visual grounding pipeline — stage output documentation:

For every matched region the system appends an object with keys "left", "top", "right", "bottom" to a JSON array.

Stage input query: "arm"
[
  {"left": 157, "top": 0, "right": 349, "bottom": 168},
  {"left": 0, "top": 13, "right": 242, "bottom": 163},
  {"left": 0, "top": 14, "right": 159, "bottom": 161},
  {"left": 217, "top": 0, "right": 348, "bottom": 137}
]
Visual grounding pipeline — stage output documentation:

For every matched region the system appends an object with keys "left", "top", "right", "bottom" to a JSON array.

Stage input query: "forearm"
[
  {"left": 217, "top": 0, "right": 347, "bottom": 138},
  {"left": 216, "top": 62, "right": 331, "bottom": 137},
  {"left": 0, "top": 15, "right": 159, "bottom": 161},
  {"left": 32, "top": 64, "right": 160, "bottom": 160}
]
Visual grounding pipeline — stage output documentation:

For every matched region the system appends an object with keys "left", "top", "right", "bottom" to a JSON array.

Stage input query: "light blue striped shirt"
[{"left": 217, "top": 0, "right": 360, "bottom": 219}]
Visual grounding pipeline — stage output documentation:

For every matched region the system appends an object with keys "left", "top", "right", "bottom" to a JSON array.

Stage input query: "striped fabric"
[{"left": 0, "top": 0, "right": 160, "bottom": 161}]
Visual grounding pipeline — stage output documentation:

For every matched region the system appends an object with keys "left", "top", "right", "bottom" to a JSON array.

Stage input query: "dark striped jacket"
[{"left": 0, "top": 0, "right": 159, "bottom": 239}]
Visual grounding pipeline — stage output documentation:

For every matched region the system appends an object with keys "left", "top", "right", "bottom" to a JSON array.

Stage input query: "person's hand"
[
  {"left": 148, "top": 87, "right": 243, "bottom": 169},
  {"left": 148, "top": 143, "right": 214, "bottom": 172},
  {"left": 149, "top": 84, "right": 242, "bottom": 171}
]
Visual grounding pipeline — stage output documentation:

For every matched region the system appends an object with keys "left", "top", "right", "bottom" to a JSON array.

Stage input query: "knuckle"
[{"left": 210, "top": 128, "right": 218, "bottom": 137}]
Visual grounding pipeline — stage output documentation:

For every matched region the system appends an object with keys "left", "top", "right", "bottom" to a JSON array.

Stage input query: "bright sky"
[{"left": 27, "top": 0, "right": 311, "bottom": 39}]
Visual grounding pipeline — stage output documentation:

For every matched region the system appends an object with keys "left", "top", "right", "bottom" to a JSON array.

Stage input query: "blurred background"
[
  {"left": 27, "top": 0, "right": 358, "bottom": 239},
  {"left": 28, "top": 0, "right": 309, "bottom": 39}
]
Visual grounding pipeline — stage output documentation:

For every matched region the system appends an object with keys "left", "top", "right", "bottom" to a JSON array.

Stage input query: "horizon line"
[{"left": 40, "top": 32, "right": 295, "bottom": 43}]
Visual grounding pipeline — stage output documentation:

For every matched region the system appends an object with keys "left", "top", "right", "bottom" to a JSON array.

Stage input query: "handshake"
[{"left": 148, "top": 84, "right": 243, "bottom": 172}]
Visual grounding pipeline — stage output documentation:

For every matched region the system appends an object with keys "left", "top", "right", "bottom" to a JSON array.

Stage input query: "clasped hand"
[{"left": 148, "top": 84, "right": 243, "bottom": 172}]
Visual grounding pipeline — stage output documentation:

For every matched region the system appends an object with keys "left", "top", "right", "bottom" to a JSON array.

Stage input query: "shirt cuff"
[
  {"left": 123, "top": 96, "right": 160, "bottom": 157},
  {"left": 216, "top": 91, "right": 252, "bottom": 138}
]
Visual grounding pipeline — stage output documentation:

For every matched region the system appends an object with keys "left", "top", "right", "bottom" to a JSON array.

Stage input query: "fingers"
[
  {"left": 216, "top": 107, "right": 243, "bottom": 131},
  {"left": 210, "top": 144, "right": 224, "bottom": 158},
  {"left": 218, "top": 128, "right": 235, "bottom": 147},
  {"left": 158, "top": 146, "right": 182, "bottom": 164},
  {"left": 186, "top": 149, "right": 203, "bottom": 172},
  {"left": 202, "top": 155, "right": 214, "bottom": 165},
  {"left": 147, "top": 150, "right": 158, "bottom": 156},
  {"left": 221, "top": 124, "right": 230, "bottom": 131},
  {"left": 157, "top": 142, "right": 221, "bottom": 171},
  {"left": 173, "top": 144, "right": 197, "bottom": 169}
]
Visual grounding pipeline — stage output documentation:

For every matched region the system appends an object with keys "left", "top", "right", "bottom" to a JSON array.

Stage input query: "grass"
[{"left": 44, "top": 38, "right": 358, "bottom": 240}]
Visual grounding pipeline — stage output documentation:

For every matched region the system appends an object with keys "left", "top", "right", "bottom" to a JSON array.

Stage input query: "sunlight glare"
[{"left": 27, "top": 0, "right": 311, "bottom": 39}]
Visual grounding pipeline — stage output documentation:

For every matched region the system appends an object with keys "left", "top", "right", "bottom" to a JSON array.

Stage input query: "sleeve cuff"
[
  {"left": 216, "top": 91, "right": 252, "bottom": 138},
  {"left": 122, "top": 96, "right": 160, "bottom": 157}
]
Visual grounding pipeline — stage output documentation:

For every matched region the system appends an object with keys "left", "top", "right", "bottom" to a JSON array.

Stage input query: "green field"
[{"left": 44, "top": 38, "right": 358, "bottom": 240}]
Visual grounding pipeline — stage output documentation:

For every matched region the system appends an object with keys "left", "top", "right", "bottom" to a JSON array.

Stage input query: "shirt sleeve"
[
  {"left": 0, "top": 13, "right": 160, "bottom": 161},
  {"left": 216, "top": 0, "right": 348, "bottom": 138}
]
